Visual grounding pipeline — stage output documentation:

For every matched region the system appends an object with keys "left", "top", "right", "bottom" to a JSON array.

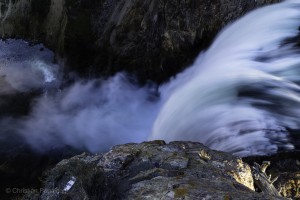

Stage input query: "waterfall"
[
  {"left": 151, "top": 0, "right": 300, "bottom": 156},
  {"left": 1, "top": 0, "right": 300, "bottom": 156}
]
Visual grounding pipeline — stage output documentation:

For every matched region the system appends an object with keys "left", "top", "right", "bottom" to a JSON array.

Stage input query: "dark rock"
[
  {"left": 0, "top": 139, "right": 79, "bottom": 200},
  {"left": 28, "top": 141, "right": 287, "bottom": 200},
  {"left": 0, "top": 0, "right": 281, "bottom": 83},
  {"left": 244, "top": 151, "right": 300, "bottom": 199},
  {"left": 92, "top": 0, "right": 282, "bottom": 83}
]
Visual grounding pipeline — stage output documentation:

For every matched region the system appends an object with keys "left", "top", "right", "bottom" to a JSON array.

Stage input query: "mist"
[
  {"left": 1, "top": 1, "right": 300, "bottom": 156},
  {"left": 18, "top": 74, "right": 159, "bottom": 152}
]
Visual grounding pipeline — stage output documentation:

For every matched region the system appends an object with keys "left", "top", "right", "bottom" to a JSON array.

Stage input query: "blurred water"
[
  {"left": 1, "top": 1, "right": 300, "bottom": 156},
  {"left": 151, "top": 0, "right": 300, "bottom": 156}
]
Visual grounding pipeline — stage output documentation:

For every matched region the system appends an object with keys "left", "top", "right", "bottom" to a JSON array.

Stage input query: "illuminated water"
[{"left": 1, "top": 1, "right": 300, "bottom": 156}]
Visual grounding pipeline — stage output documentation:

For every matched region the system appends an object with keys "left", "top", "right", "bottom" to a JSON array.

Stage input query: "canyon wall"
[{"left": 0, "top": 0, "right": 281, "bottom": 83}]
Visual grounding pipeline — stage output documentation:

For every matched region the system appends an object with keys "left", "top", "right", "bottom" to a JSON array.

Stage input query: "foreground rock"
[
  {"left": 24, "top": 141, "right": 287, "bottom": 200},
  {"left": 0, "top": 0, "right": 280, "bottom": 83}
]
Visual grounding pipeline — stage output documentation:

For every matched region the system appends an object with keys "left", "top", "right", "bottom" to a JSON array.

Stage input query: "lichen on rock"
[{"left": 31, "top": 141, "right": 287, "bottom": 200}]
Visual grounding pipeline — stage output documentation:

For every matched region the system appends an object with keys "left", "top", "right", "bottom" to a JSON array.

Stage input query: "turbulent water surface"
[{"left": 1, "top": 0, "right": 300, "bottom": 156}]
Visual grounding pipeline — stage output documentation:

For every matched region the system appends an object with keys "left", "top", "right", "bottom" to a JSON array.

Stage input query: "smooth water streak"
[
  {"left": 1, "top": 1, "right": 300, "bottom": 156},
  {"left": 151, "top": 1, "right": 300, "bottom": 156}
]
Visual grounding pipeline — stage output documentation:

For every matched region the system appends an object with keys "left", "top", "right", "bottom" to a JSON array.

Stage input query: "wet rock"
[{"left": 31, "top": 141, "right": 286, "bottom": 200}]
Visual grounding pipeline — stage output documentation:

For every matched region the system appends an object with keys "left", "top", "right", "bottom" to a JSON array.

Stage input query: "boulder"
[{"left": 28, "top": 141, "right": 286, "bottom": 199}]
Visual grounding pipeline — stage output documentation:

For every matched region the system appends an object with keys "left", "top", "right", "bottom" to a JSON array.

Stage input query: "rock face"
[
  {"left": 25, "top": 141, "right": 287, "bottom": 200},
  {"left": 0, "top": 0, "right": 280, "bottom": 83}
]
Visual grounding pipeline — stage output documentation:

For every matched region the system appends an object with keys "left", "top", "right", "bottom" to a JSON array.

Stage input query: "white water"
[
  {"left": 152, "top": 0, "right": 300, "bottom": 156},
  {"left": 0, "top": 39, "right": 60, "bottom": 93},
  {"left": 1, "top": 0, "right": 300, "bottom": 156}
]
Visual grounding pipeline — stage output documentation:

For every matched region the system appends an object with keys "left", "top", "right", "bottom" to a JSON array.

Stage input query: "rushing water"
[
  {"left": 1, "top": 0, "right": 300, "bottom": 156},
  {"left": 152, "top": 0, "right": 300, "bottom": 156}
]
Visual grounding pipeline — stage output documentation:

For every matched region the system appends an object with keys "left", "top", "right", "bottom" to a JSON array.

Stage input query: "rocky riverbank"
[{"left": 1, "top": 141, "right": 298, "bottom": 200}]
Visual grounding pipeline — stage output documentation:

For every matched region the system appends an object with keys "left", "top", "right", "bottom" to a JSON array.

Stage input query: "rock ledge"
[{"left": 28, "top": 141, "right": 289, "bottom": 200}]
